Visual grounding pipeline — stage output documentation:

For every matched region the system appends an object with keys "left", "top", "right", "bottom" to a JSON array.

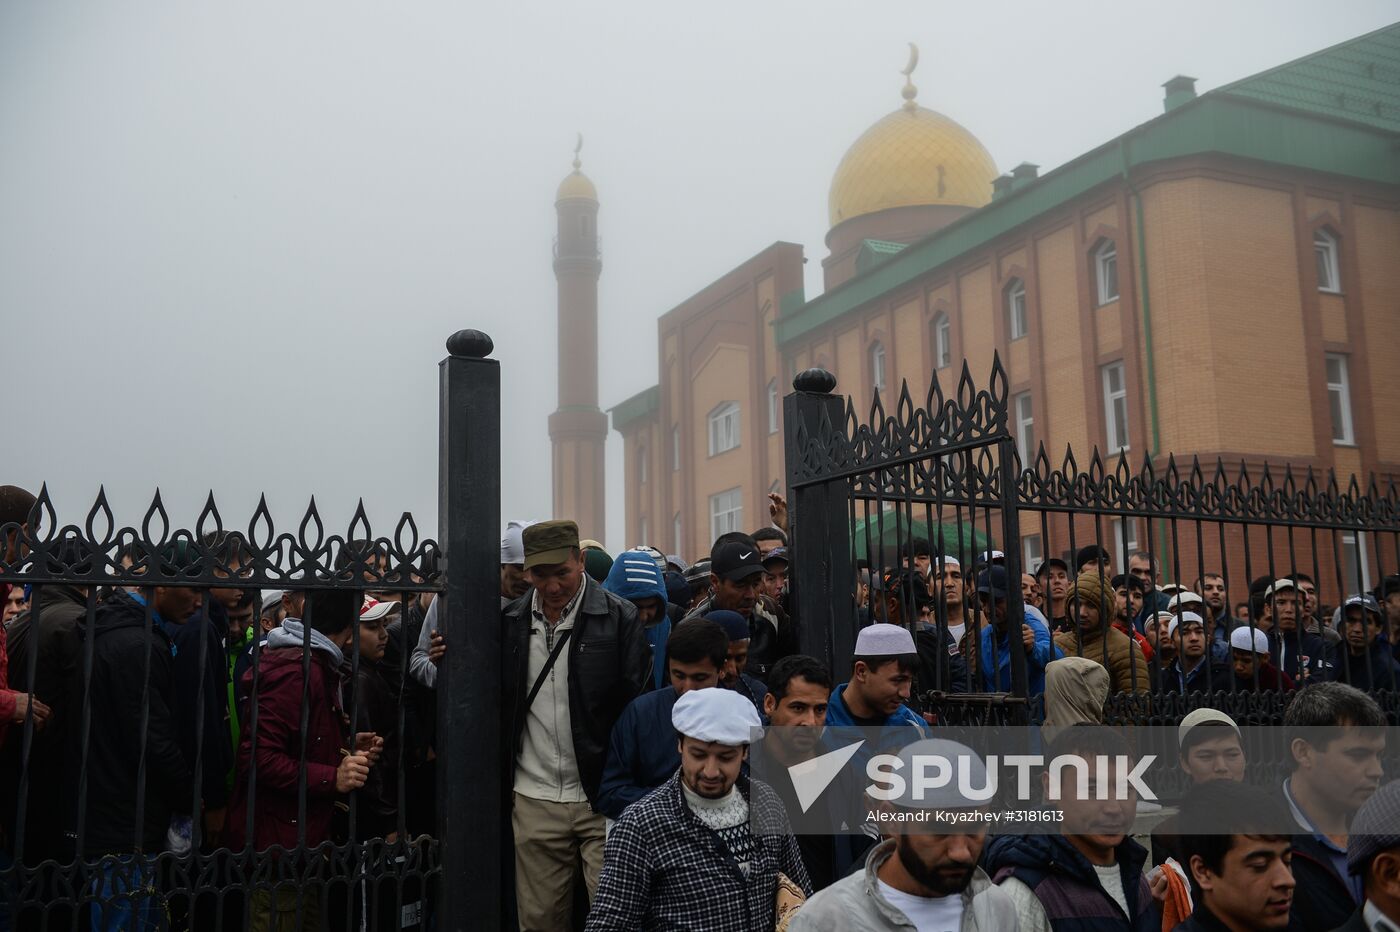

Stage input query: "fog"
[{"left": 2, "top": 1, "right": 1393, "bottom": 552}]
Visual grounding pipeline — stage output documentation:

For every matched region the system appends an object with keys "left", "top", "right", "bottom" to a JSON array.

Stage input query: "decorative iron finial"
[
  {"left": 573, "top": 132, "right": 583, "bottom": 172},
  {"left": 901, "top": 43, "right": 919, "bottom": 113}
]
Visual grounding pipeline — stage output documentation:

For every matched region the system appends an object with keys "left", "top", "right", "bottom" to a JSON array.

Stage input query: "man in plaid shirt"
[{"left": 586, "top": 687, "right": 811, "bottom": 930}]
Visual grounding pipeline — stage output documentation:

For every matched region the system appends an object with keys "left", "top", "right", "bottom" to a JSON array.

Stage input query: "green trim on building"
[
  {"left": 776, "top": 25, "right": 1400, "bottom": 349},
  {"left": 779, "top": 287, "right": 806, "bottom": 317},
  {"left": 855, "top": 239, "right": 909, "bottom": 275},
  {"left": 610, "top": 384, "right": 659, "bottom": 431}
]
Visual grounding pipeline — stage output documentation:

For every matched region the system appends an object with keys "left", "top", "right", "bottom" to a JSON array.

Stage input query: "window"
[
  {"left": 1315, "top": 229, "right": 1340, "bottom": 293},
  {"left": 1013, "top": 392, "right": 1034, "bottom": 465},
  {"left": 767, "top": 379, "right": 779, "bottom": 434},
  {"left": 870, "top": 341, "right": 886, "bottom": 392},
  {"left": 1006, "top": 279, "right": 1028, "bottom": 340},
  {"left": 671, "top": 424, "right": 680, "bottom": 471},
  {"left": 673, "top": 513, "right": 682, "bottom": 556},
  {"left": 637, "top": 447, "right": 647, "bottom": 485},
  {"left": 933, "top": 313, "right": 951, "bottom": 369},
  {"left": 1341, "top": 531, "right": 1373, "bottom": 594},
  {"left": 1022, "top": 534, "right": 1044, "bottom": 573},
  {"left": 709, "top": 487, "right": 743, "bottom": 540},
  {"left": 1110, "top": 517, "right": 1139, "bottom": 572},
  {"left": 707, "top": 402, "right": 740, "bottom": 456},
  {"left": 1326, "top": 354, "right": 1355, "bottom": 445},
  {"left": 1101, "top": 362, "right": 1129, "bottom": 452},
  {"left": 1094, "top": 240, "right": 1119, "bottom": 305}
]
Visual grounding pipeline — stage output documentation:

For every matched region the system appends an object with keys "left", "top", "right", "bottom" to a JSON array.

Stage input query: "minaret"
[{"left": 549, "top": 135, "right": 607, "bottom": 539}]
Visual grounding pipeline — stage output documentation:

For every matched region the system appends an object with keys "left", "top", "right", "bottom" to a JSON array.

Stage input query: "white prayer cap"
[
  {"left": 1166, "top": 611, "right": 1204, "bottom": 638},
  {"left": 500, "top": 520, "right": 535, "bottom": 565},
  {"left": 1167, "top": 591, "right": 1205, "bottom": 609},
  {"left": 1178, "top": 707, "right": 1240, "bottom": 747},
  {"left": 854, "top": 623, "right": 916, "bottom": 657},
  {"left": 1230, "top": 626, "right": 1269, "bottom": 655},
  {"left": 671, "top": 687, "right": 762, "bottom": 747}
]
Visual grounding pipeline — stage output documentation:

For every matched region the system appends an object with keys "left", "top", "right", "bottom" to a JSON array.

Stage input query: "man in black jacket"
[
  {"left": 1281, "top": 682, "right": 1386, "bottom": 931},
  {"left": 684, "top": 534, "right": 798, "bottom": 683},
  {"left": 501, "top": 520, "right": 651, "bottom": 932},
  {"left": 69, "top": 586, "right": 195, "bottom": 927},
  {"left": 1334, "top": 595, "right": 1400, "bottom": 692}
]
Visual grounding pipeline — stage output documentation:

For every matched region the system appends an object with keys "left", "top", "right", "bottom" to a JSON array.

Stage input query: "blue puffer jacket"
[
  {"left": 595, "top": 687, "right": 683, "bottom": 820},
  {"left": 985, "top": 833, "right": 1157, "bottom": 932},
  {"left": 604, "top": 551, "right": 671, "bottom": 690}
]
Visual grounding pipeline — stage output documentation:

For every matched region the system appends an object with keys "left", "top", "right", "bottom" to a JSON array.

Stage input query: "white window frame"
[
  {"left": 1315, "top": 229, "right": 1341, "bottom": 294},
  {"left": 1326, "top": 353, "right": 1355, "bottom": 445},
  {"left": 1110, "top": 517, "right": 1139, "bottom": 572},
  {"left": 1022, "top": 534, "right": 1044, "bottom": 573},
  {"left": 767, "top": 378, "right": 779, "bottom": 434},
  {"left": 707, "top": 402, "right": 740, "bottom": 456},
  {"left": 709, "top": 487, "right": 743, "bottom": 541},
  {"left": 933, "top": 314, "right": 951, "bottom": 370},
  {"left": 870, "top": 341, "right": 886, "bottom": 392},
  {"left": 1101, "top": 362, "right": 1129, "bottom": 453},
  {"left": 1342, "top": 531, "right": 1373, "bottom": 594},
  {"left": 1014, "top": 392, "right": 1034, "bottom": 465},
  {"left": 638, "top": 447, "right": 647, "bottom": 485},
  {"left": 1007, "top": 279, "right": 1028, "bottom": 340},
  {"left": 671, "top": 424, "right": 680, "bottom": 471},
  {"left": 1094, "top": 240, "right": 1119, "bottom": 305}
]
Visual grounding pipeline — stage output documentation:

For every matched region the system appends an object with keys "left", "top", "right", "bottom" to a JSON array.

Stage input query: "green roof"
[
  {"left": 776, "top": 23, "right": 1400, "bottom": 348},
  {"left": 1216, "top": 22, "right": 1400, "bottom": 133},
  {"left": 855, "top": 239, "right": 909, "bottom": 275},
  {"left": 610, "top": 384, "right": 659, "bottom": 431}
]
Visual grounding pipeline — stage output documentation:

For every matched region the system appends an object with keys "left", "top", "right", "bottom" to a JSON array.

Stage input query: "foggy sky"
[{"left": 2, "top": 2, "right": 1394, "bottom": 554}]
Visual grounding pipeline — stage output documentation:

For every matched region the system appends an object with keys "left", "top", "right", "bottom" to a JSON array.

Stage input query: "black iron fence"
[
  {"left": 784, "top": 360, "right": 1400, "bottom": 726},
  {"left": 0, "top": 330, "right": 504, "bottom": 930}
]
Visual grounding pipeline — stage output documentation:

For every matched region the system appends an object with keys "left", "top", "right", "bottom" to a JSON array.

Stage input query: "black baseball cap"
[
  {"left": 761, "top": 547, "right": 790, "bottom": 567},
  {"left": 711, "top": 541, "right": 765, "bottom": 583},
  {"left": 1076, "top": 544, "right": 1111, "bottom": 570},
  {"left": 977, "top": 565, "right": 1011, "bottom": 598},
  {"left": 877, "top": 568, "right": 933, "bottom": 609},
  {"left": 1034, "top": 557, "right": 1069, "bottom": 578}
]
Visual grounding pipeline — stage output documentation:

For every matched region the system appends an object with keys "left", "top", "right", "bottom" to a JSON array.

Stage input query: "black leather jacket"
[
  {"left": 684, "top": 593, "right": 798, "bottom": 683},
  {"left": 502, "top": 578, "right": 652, "bottom": 806}
]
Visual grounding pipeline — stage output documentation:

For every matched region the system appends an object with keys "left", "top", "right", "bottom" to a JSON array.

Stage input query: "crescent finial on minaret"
[
  {"left": 573, "top": 132, "right": 583, "bottom": 171},
  {"left": 901, "top": 43, "right": 919, "bottom": 112}
]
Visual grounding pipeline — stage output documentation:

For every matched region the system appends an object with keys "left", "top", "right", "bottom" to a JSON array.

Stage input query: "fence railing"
[
  {"left": 784, "top": 359, "right": 1400, "bottom": 726},
  {"left": 0, "top": 329, "right": 503, "bottom": 930}
]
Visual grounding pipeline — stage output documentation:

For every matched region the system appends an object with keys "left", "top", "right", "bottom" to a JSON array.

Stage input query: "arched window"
[
  {"left": 870, "top": 341, "right": 886, "bottom": 392},
  {"left": 932, "top": 313, "right": 951, "bottom": 370},
  {"left": 1094, "top": 240, "right": 1119, "bottom": 305},
  {"left": 707, "top": 402, "right": 740, "bottom": 456},
  {"left": 1005, "top": 279, "right": 1028, "bottom": 340},
  {"left": 1314, "top": 228, "right": 1341, "bottom": 293}
]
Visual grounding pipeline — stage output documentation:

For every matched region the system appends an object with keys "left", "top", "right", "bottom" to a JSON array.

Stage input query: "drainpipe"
[{"left": 1120, "top": 138, "right": 1168, "bottom": 574}]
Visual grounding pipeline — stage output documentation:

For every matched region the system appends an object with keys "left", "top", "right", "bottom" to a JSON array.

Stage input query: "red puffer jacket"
[{"left": 226, "top": 643, "right": 348, "bottom": 852}]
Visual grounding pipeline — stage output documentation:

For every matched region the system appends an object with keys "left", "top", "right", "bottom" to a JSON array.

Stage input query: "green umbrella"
[{"left": 850, "top": 513, "right": 993, "bottom": 564}]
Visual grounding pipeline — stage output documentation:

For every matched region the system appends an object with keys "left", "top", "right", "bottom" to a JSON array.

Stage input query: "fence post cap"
[
  {"left": 792, "top": 368, "right": 836, "bottom": 394},
  {"left": 446, "top": 330, "right": 494, "bottom": 359}
]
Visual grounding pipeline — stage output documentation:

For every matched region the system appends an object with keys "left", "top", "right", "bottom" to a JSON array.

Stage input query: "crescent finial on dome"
[
  {"left": 573, "top": 132, "right": 583, "bottom": 171},
  {"left": 901, "top": 43, "right": 919, "bottom": 112}
]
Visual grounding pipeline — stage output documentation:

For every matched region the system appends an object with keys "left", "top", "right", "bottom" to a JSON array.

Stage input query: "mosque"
[{"left": 549, "top": 24, "right": 1400, "bottom": 575}]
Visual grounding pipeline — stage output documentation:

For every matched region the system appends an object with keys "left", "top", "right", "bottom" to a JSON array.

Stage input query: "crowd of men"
[{"left": 2, "top": 481, "right": 1400, "bottom": 931}]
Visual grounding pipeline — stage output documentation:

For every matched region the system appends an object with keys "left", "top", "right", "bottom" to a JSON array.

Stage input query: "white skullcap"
[
  {"left": 1230, "top": 626, "right": 1269, "bottom": 655},
  {"left": 936, "top": 555, "right": 960, "bottom": 568},
  {"left": 671, "top": 687, "right": 762, "bottom": 746},
  {"left": 1166, "top": 611, "right": 1204, "bottom": 638},
  {"left": 500, "top": 519, "right": 534, "bottom": 565},
  {"left": 1264, "top": 578, "right": 1298, "bottom": 599},
  {"left": 1167, "top": 591, "right": 1205, "bottom": 609},
  {"left": 855, "top": 623, "right": 916, "bottom": 657},
  {"left": 1178, "top": 707, "right": 1241, "bottom": 747}
]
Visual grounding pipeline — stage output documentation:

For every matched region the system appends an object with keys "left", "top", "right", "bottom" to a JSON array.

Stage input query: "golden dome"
[
  {"left": 556, "top": 169, "right": 597, "bottom": 202},
  {"left": 829, "top": 105, "right": 997, "bottom": 226}
]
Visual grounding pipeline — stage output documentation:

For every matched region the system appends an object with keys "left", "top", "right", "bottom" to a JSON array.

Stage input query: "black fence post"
[
  {"left": 438, "top": 329, "right": 502, "bottom": 929},
  {"left": 784, "top": 368, "right": 857, "bottom": 682},
  {"left": 995, "top": 435, "right": 1030, "bottom": 701}
]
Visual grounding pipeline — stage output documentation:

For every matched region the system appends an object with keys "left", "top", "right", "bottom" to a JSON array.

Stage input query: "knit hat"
[
  {"left": 601, "top": 550, "right": 667, "bottom": 604},
  {"left": 583, "top": 547, "right": 614, "bottom": 583},
  {"left": 1348, "top": 779, "right": 1400, "bottom": 875},
  {"left": 663, "top": 571, "right": 690, "bottom": 606},
  {"left": 1072, "top": 570, "right": 1110, "bottom": 618},
  {"left": 705, "top": 610, "right": 752, "bottom": 643}
]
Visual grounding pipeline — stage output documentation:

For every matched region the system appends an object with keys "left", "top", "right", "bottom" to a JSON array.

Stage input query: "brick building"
[{"left": 606, "top": 26, "right": 1400, "bottom": 593}]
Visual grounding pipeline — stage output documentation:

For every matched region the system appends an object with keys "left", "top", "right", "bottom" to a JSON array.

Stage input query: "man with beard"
[
  {"left": 792, "top": 739, "right": 1018, "bottom": 930},
  {"left": 1171, "top": 779, "right": 1297, "bottom": 932},
  {"left": 986, "top": 727, "right": 1157, "bottom": 932},
  {"left": 931, "top": 555, "right": 971, "bottom": 647},
  {"left": 1282, "top": 682, "right": 1386, "bottom": 930},
  {"left": 586, "top": 688, "right": 810, "bottom": 930}
]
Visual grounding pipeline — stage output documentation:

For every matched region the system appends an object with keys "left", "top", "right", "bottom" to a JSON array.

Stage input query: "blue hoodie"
[{"left": 604, "top": 550, "right": 671, "bottom": 689}]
